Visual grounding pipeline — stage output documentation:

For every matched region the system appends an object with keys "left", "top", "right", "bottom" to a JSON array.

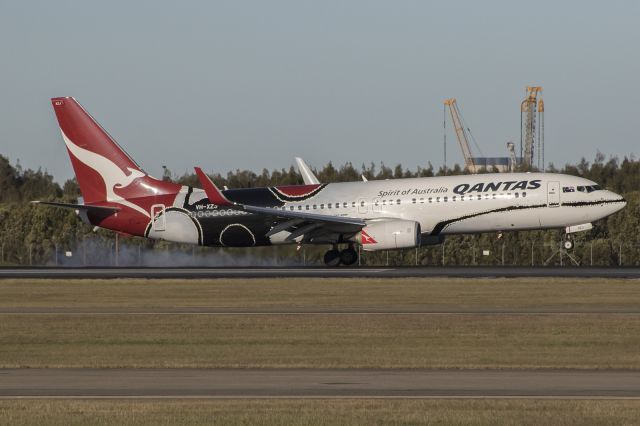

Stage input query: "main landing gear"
[{"left": 324, "top": 245, "right": 359, "bottom": 266}]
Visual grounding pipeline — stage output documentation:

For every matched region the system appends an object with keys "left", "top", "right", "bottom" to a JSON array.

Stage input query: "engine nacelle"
[{"left": 355, "top": 219, "right": 421, "bottom": 251}]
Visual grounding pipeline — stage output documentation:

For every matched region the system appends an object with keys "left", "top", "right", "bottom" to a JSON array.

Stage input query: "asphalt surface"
[
  {"left": 1, "top": 369, "right": 638, "bottom": 398},
  {"left": 2, "top": 266, "right": 640, "bottom": 279},
  {"left": 1, "top": 309, "right": 639, "bottom": 314}
]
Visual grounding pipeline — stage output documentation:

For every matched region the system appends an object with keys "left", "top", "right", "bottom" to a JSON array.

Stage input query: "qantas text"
[{"left": 452, "top": 180, "right": 541, "bottom": 195}]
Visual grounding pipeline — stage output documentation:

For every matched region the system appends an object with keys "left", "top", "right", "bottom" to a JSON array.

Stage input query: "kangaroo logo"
[{"left": 61, "top": 131, "right": 150, "bottom": 217}]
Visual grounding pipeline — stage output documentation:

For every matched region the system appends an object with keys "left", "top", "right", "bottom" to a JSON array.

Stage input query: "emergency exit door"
[{"left": 150, "top": 204, "right": 166, "bottom": 231}]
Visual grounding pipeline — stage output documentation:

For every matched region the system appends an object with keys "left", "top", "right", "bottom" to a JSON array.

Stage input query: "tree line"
[{"left": 0, "top": 153, "right": 638, "bottom": 266}]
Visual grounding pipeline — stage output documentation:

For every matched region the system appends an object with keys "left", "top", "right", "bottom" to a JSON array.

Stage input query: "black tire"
[
  {"left": 324, "top": 249, "right": 341, "bottom": 266},
  {"left": 564, "top": 240, "right": 574, "bottom": 250},
  {"left": 339, "top": 248, "right": 358, "bottom": 266}
]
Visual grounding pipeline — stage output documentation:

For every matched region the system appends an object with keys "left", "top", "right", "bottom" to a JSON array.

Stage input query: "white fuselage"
[{"left": 265, "top": 172, "right": 625, "bottom": 244}]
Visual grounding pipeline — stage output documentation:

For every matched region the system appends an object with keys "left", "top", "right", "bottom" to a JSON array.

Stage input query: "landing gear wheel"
[
  {"left": 339, "top": 248, "right": 358, "bottom": 266},
  {"left": 563, "top": 239, "right": 574, "bottom": 250},
  {"left": 324, "top": 249, "right": 341, "bottom": 266}
]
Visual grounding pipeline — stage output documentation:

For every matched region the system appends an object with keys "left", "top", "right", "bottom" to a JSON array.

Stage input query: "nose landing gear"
[
  {"left": 323, "top": 245, "right": 359, "bottom": 266},
  {"left": 563, "top": 238, "right": 574, "bottom": 250},
  {"left": 543, "top": 234, "right": 579, "bottom": 266}
]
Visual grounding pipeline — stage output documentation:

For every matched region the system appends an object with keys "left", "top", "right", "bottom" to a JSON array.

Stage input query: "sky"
[{"left": 1, "top": 0, "right": 639, "bottom": 182}]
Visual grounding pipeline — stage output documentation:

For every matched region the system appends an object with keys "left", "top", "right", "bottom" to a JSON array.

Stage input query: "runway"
[
  {"left": 2, "top": 266, "right": 640, "bottom": 279},
  {"left": 1, "top": 308, "right": 639, "bottom": 314},
  {"left": 1, "top": 369, "right": 639, "bottom": 398}
]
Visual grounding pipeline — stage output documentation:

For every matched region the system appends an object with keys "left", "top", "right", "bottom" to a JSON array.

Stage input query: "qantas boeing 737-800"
[{"left": 36, "top": 97, "right": 626, "bottom": 266}]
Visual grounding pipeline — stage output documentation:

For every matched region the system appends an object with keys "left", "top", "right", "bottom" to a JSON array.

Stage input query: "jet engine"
[{"left": 355, "top": 219, "right": 421, "bottom": 251}]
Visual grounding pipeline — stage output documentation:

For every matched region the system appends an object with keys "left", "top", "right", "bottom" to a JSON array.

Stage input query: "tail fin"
[
  {"left": 51, "top": 97, "right": 181, "bottom": 222},
  {"left": 51, "top": 97, "right": 151, "bottom": 204}
]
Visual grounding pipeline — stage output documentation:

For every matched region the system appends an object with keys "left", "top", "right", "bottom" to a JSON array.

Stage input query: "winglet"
[
  {"left": 194, "top": 167, "right": 233, "bottom": 206},
  {"left": 294, "top": 157, "right": 320, "bottom": 185}
]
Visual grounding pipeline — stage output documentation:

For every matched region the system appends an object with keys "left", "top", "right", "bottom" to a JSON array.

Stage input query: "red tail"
[{"left": 51, "top": 97, "right": 181, "bottom": 224}]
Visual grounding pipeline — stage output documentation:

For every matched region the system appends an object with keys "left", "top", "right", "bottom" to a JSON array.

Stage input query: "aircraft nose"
[{"left": 608, "top": 191, "right": 626, "bottom": 211}]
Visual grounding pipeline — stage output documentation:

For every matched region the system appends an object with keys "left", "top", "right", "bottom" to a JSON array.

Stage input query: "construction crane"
[
  {"left": 506, "top": 141, "right": 517, "bottom": 172},
  {"left": 444, "top": 98, "right": 475, "bottom": 171},
  {"left": 520, "top": 86, "right": 544, "bottom": 170}
]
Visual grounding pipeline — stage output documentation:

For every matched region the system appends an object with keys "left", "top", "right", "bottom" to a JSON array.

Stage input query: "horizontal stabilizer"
[
  {"left": 32, "top": 201, "right": 120, "bottom": 214},
  {"left": 194, "top": 167, "right": 233, "bottom": 206}
]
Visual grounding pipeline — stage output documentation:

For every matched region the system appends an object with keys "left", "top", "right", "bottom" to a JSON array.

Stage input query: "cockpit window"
[
  {"left": 562, "top": 186, "right": 575, "bottom": 193},
  {"left": 578, "top": 185, "right": 602, "bottom": 193}
]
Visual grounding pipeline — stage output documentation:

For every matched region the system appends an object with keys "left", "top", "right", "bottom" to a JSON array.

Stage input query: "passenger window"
[
  {"left": 478, "top": 195, "right": 482, "bottom": 200},
  {"left": 327, "top": 203, "right": 332, "bottom": 208},
  {"left": 492, "top": 194, "right": 496, "bottom": 199},
  {"left": 361, "top": 201, "right": 365, "bottom": 207},
  {"left": 313, "top": 205, "right": 317, "bottom": 209},
  {"left": 290, "top": 206, "right": 294, "bottom": 211},
  {"left": 320, "top": 204, "right": 324, "bottom": 209},
  {"left": 412, "top": 198, "right": 416, "bottom": 204},
  {"left": 420, "top": 198, "right": 424, "bottom": 203},
  {"left": 436, "top": 197, "right": 440, "bottom": 202},
  {"left": 515, "top": 193, "right": 519, "bottom": 198},
  {"left": 428, "top": 197, "right": 433, "bottom": 203},
  {"left": 452, "top": 196, "right": 456, "bottom": 201},
  {"left": 298, "top": 205, "right": 302, "bottom": 210},
  {"left": 305, "top": 205, "right": 310, "bottom": 210},
  {"left": 335, "top": 202, "right": 339, "bottom": 209},
  {"left": 352, "top": 202, "right": 356, "bottom": 207},
  {"left": 577, "top": 186, "right": 585, "bottom": 192},
  {"left": 343, "top": 202, "right": 348, "bottom": 208},
  {"left": 461, "top": 195, "right": 465, "bottom": 201},
  {"left": 522, "top": 192, "right": 527, "bottom": 197},
  {"left": 444, "top": 196, "right": 448, "bottom": 202},
  {"left": 396, "top": 199, "right": 401, "bottom": 205}
]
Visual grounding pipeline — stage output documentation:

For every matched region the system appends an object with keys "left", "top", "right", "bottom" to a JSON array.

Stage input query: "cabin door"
[{"left": 547, "top": 182, "right": 560, "bottom": 207}]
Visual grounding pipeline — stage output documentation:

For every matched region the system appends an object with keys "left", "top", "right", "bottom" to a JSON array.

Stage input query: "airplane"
[{"left": 36, "top": 97, "right": 627, "bottom": 266}]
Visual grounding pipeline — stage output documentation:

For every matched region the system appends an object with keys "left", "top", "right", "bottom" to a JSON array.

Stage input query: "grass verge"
[
  {"left": 1, "top": 314, "right": 639, "bottom": 368},
  {"left": 0, "top": 277, "right": 639, "bottom": 312},
  {"left": 1, "top": 399, "right": 639, "bottom": 426}
]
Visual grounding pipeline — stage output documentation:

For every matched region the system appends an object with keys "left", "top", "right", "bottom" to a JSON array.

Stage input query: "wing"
[{"left": 194, "top": 167, "right": 365, "bottom": 240}]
